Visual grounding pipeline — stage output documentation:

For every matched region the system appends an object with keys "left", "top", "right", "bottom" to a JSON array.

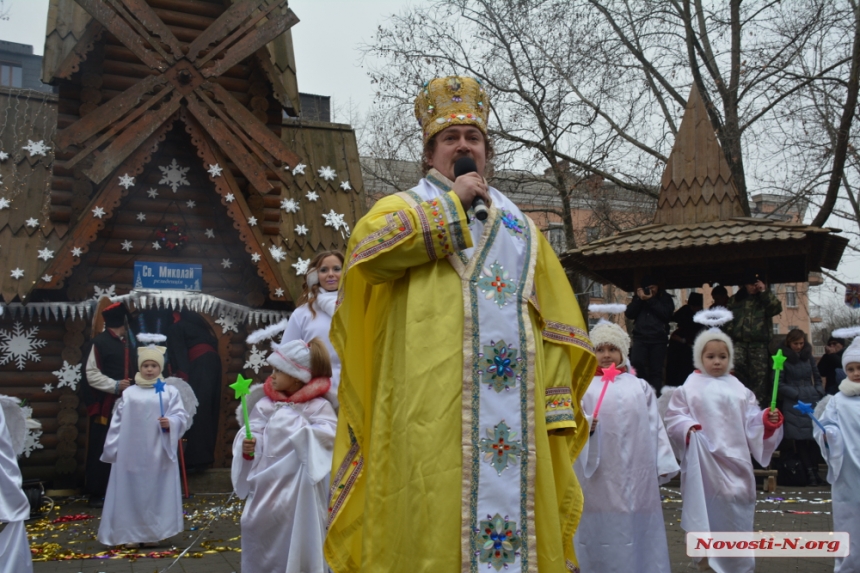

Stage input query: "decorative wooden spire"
[{"left": 655, "top": 83, "right": 746, "bottom": 225}]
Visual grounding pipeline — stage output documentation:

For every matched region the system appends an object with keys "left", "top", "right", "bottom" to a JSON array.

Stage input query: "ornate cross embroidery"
[
  {"left": 479, "top": 421, "right": 522, "bottom": 475},
  {"left": 478, "top": 514, "right": 522, "bottom": 570},
  {"left": 480, "top": 339, "right": 521, "bottom": 392},
  {"left": 500, "top": 210, "right": 525, "bottom": 237},
  {"left": 477, "top": 262, "right": 517, "bottom": 308}
]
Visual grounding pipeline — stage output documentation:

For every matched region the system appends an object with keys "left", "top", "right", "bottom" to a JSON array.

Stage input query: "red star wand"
[{"left": 592, "top": 363, "right": 621, "bottom": 421}]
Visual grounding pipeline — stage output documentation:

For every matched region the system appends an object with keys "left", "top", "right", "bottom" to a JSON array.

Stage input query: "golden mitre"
[{"left": 414, "top": 76, "right": 490, "bottom": 144}]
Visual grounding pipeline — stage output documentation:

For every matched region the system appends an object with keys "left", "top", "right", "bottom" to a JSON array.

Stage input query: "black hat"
[
  {"left": 688, "top": 292, "right": 704, "bottom": 307},
  {"left": 828, "top": 337, "right": 846, "bottom": 347},
  {"left": 741, "top": 269, "right": 762, "bottom": 285},
  {"left": 102, "top": 302, "right": 131, "bottom": 328},
  {"left": 711, "top": 285, "right": 728, "bottom": 297},
  {"left": 641, "top": 274, "right": 658, "bottom": 287}
]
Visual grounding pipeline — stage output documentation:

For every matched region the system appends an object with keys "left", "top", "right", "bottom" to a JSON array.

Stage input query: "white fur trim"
[
  {"left": 839, "top": 379, "right": 860, "bottom": 397},
  {"left": 693, "top": 328, "right": 734, "bottom": 372},
  {"left": 589, "top": 321, "right": 630, "bottom": 367},
  {"left": 246, "top": 318, "right": 290, "bottom": 345},
  {"left": 136, "top": 332, "right": 167, "bottom": 344},
  {"left": 588, "top": 303, "right": 627, "bottom": 314},
  {"left": 843, "top": 336, "right": 860, "bottom": 370},
  {"left": 693, "top": 307, "right": 733, "bottom": 327},
  {"left": 832, "top": 326, "right": 860, "bottom": 339},
  {"left": 306, "top": 269, "right": 319, "bottom": 287}
]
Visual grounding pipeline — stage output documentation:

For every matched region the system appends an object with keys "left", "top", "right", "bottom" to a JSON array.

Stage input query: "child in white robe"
[
  {"left": 0, "top": 395, "right": 33, "bottom": 573},
  {"left": 574, "top": 321, "right": 679, "bottom": 572},
  {"left": 664, "top": 324, "right": 783, "bottom": 573},
  {"left": 813, "top": 333, "right": 860, "bottom": 573},
  {"left": 97, "top": 343, "right": 189, "bottom": 547},
  {"left": 232, "top": 337, "right": 337, "bottom": 573}
]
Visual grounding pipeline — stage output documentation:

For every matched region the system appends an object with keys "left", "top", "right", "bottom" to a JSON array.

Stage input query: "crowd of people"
[{"left": 0, "top": 74, "right": 856, "bottom": 573}]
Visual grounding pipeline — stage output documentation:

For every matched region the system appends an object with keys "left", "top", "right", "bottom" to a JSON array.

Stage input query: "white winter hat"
[
  {"left": 266, "top": 339, "right": 312, "bottom": 383},
  {"left": 589, "top": 320, "right": 630, "bottom": 367},
  {"left": 843, "top": 336, "right": 860, "bottom": 370},
  {"left": 693, "top": 329, "right": 734, "bottom": 372}
]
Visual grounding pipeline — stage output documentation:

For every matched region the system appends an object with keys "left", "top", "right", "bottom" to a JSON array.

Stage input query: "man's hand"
[
  {"left": 755, "top": 280, "right": 766, "bottom": 293},
  {"left": 636, "top": 287, "right": 654, "bottom": 301},
  {"left": 452, "top": 171, "right": 490, "bottom": 211},
  {"left": 118, "top": 379, "right": 131, "bottom": 393}
]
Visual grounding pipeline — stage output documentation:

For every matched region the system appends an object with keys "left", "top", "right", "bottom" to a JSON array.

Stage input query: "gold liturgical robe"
[{"left": 325, "top": 170, "right": 596, "bottom": 573}]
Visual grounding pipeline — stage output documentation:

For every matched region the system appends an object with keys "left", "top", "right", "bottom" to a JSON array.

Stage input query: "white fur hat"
[
  {"left": 266, "top": 339, "right": 312, "bottom": 383},
  {"left": 843, "top": 337, "right": 860, "bottom": 370},
  {"left": 693, "top": 329, "right": 734, "bottom": 373},
  {"left": 589, "top": 320, "right": 630, "bottom": 367}
]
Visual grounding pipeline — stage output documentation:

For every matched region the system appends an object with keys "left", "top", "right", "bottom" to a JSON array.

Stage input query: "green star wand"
[
  {"left": 770, "top": 348, "right": 787, "bottom": 411},
  {"left": 229, "top": 374, "right": 254, "bottom": 458}
]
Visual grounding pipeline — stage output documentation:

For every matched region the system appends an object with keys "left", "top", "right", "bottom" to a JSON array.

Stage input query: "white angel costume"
[
  {"left": 664, "top": 371, "right": 783, "bottom": 573},
  {"left": 814, "top": 382, "right": 860, "bottom": 572},
  {"left": 281, "top": 288, "right": 341, "bottom": 398},
  {"left": 231, "top": 377, "right": 337, "bottom": 573},
  {"left": 574, "top": 369, "right": 679, "bottom": 572},
  {"left": 0, "top": 395, "right": 33, "bottom": 573},
  {"left": 97, "top": 374, "right": 192, "bottom": 546}
]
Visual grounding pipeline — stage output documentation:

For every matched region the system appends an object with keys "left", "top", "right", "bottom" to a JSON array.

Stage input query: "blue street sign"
[{"left": 134, "top": 262, "right": 202, "bottom": 291}]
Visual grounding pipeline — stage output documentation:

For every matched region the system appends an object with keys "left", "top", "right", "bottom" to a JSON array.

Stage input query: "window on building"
[
  {"left": 546, "top": 225, "right": 566, "bottom": 254},
  {"left": 588, "top": 317, "right": 601, "bottom": 331},
  {"left": 0, "top": 63, "right": 22, "bottom": 88},
  {"left": 773, "top": 324, "right": 780, "bottom": 335},
  {"left": 589, "top": 281, "right": 603, "bottom": 298},
  {"left": 786, "top": 285, "right": 797, "bottom": 308},
  {"left": 770, "top": 283, "right": 779, "bottom": 294},
  {"left": 585, "top": 227, "right": 600, "bottom": 242}
]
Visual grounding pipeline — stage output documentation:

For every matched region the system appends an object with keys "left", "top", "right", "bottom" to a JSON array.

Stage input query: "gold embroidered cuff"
[
  {"left": 416, "top": 191, "right": 471, "bottom": 259},
  {"left": 542, "top": 320, "right": 594, "bottom": 353},
  {"left": 347, "top": 210, "right": 414, "bottom": 270},
  {"left": 545, "top": 387, "right": 575, "bottom": 434}
]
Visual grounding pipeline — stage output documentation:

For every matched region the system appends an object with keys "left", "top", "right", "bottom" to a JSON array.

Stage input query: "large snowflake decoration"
[
  {"left": 215, "top": 314, "right": 239, "bottom": 334},
  {"left": 37, "top": 248, "right": 54, "bottom": 261},
  {"left": 0, "top": 322, "right": 47, "bottom": 370},
  {"left": 93, "top": 284, "right": 116, "bottom": 300},
  {"left": 118, "top": 174, "right": 135, "bottom": 189},
  {"left": 52, "top": 360, "right": 82, "bottom": 391},
  {"left": 10, "top": 268, "right": 23, "bottom": 279},
  {"left": 269, "top": 244, "right": 286, "bottom": 262},
  {"left": 243, "top": 345, "right": 267, "bottom": 374},
  {"left": 340, "top": 180, "right": 352, "bottom": 191},
  {"left": 318, "top": 166, "right": 336, "bottom": 181},
  {"left": 280, "top": 198, "right": 299, "bottom": 213},
  {"left": 322, "top": 209, "right": 348, "bottom": 231},
  {"left": 158, "top": 159, "right": 190, "bottom": 193},
  {"left": 25, "top": 218, "right": 39, "bottom": 228},
  {"left": 294, "top": 224, "right": 308, "bottom": 236},
  {"left": 92, "top": 206, "right": 106, "bottom": 218},
  {"left": 121, "top": 240, "right": 133, "bottom": 251},
  {"left": 22, "top": 428, "right": 43, "bottom": 458},
  {"left": 22, "top": 140, "right": 50, "bottom": 157},
  {"left": 207, "top": 163, "right": 223, "bottom": 177},
  {"left": 292, "top": 257, "right": 310, "bottom": 276},
  {"left": 305, "top": 190, "right": 319, "bottom": 202}
]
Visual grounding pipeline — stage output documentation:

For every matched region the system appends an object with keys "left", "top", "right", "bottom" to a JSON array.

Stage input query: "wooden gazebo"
[{"left": 563, "top": 84, "right": 848, "bottom": 291}]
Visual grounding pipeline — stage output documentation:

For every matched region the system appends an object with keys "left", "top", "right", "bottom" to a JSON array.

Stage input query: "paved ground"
[{"left": 29, "top": 479, "right": 839, "bottom": 572}]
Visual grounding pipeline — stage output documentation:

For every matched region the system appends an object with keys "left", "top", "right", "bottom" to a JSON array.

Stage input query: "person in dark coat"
[
  {"left": 625, "top": 274, "right": 675, "bottom": 392},
  {"left": 665, "top": 293, "right": 705, "bottom": 386},
  {"left": 776, "top": 328, "right": 824, "bottom": 485},
  {"left": 818, "top": 336, "right": 846, "bottom": 395},
  {"left": 80, "top": 302, "right": 136, "bottom": 507},
  {"left": 166, "top": 310, "right": 222, "bottom": 470}
]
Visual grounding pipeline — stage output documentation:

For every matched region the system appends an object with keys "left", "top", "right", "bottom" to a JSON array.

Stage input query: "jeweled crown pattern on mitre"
[{"left": 414, "top": 76, "right": 490, "bottom": 143}]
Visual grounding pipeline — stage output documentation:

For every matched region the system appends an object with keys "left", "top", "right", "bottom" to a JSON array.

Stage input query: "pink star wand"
[{"left": 592, "top": 363, "right": 621, "bottom": 421}]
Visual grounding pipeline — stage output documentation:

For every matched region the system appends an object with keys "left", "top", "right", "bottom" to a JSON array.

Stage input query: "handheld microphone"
[{"left": 453, "top": 157, "right": 489, "bottom": 221}]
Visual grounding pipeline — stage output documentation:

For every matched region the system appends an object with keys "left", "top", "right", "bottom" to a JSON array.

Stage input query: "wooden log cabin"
[{"left": 0, "top": 0, "right": 364, "bottom": 487}]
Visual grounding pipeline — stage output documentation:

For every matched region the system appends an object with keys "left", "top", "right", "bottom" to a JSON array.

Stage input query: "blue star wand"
[
  {"left": 230, "top": 374, "right": 254, "bottom": 458},
  {"left": 154, "top": 378, "right": 168, "bottom": 433},
  {"left": 793, "top": 401, "right": 828, "bottom": 449}
]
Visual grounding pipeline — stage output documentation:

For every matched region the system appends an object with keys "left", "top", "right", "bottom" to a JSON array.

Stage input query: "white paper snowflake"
[
  {"left": 244, "top": 345, "right": 268, "bottom": 374},
  {"left": 25, "top": 218, "right": 39, "bottom": 227},
  {"left": 225, "top": 193, "right": 235, "bottom": 202},
  {"left": 294, "top": 224, "right": 308, "bottom": 236},
  {"left": 221, "top": 259, "right": 232, "bottom": 269},
  {"left": 93, "top": 284, "right": 116, "bottom": 300},
  {"left": 152, "top": 241, "right": 162, "bottom": 251},
  {"left": 118, "top": 174, "right": 135, "bottom": 189},
  {"left": 10, "top": 268, "right": 23, "bottom": 279},
  {"left": 42, "top": 383, "right": 54, "bottom": 393},
  {"left": 71, "top": 247, "right": 83, "bottom": 257},
  {"left": 305, "top": 190, "right": 319, "bottom": 202},
  {"left": 269, "top": 245, "right": 286, "bottom": 262},
  {"left": 322, "top": 209, "right": 348, "bottom": 231},
  {"left": 147, "top": 188, "right": 158, "bottom": 199},
  {"left": 204, "top": 229, "right": 215, "bottom": 239},
  {"left": 274, "top": 288, "right": 284, "bottom": 297},
  {"left": 186, "top": 200, "right": 196, "bottom": 208},
  {"left": 318, "top": 166, "right": 336, "bottom": 181},
  {"left": 121, "top": 240, "right": 133, "bottom": 251},
  {"left": 22, "top": 428, "right": 43, "bottom": 458},
  {"left": 0, "top": 197, "right": 10, "bottom": 210},
  {"left": 41, "top": 274, "right": 52, "bottom": 282},
  {"left": 251, "top": 253, "right": 261, "bottom": 263},
  {"left": 215, "top": 314, "right": 239, "bottom": 334},
  {"left": 247, "top": 216, "right": 258, "bottom": 226},
  {"left": 0, "top": 150, "right": 8, "bottom": 161},
  {"left": 292, "top": 257, "right": 310, "bottom": 276},
  {"left": 52, "top": 360, "right": 82, "bottom": 391},
  {"left": 37, "top": 248, "right": 54, "bottom": 261},
  {"left": 22, "top": 140, "right": 50, "bottom": 157},
  {"left": 92, "top": 206, "right": 106, "bottom": 218},
  {"left": 280, "top": 198, "right": 299, "bottom": 213},
  {"left": 340, "top": 181, "right": 352, "bottom": 191},
  {"left": 159, "top": 159, "right": 190, "bottom": 193},
  {"left": 0, "top": 322, "right": 47, "bottom": 370},
  {"left": 292, "top": 163, "right": 306, "bottom": 176},
  {"left": 207, "top": 163, "right": 223, "bottom": 177},
  {"left": 136, "top": 212, "right": 146, "bottom": 222}
]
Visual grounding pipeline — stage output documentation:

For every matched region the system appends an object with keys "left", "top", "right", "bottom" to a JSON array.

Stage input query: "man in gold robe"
[{"left": 325, "top": 76, "right": 596, "bottom": 573}]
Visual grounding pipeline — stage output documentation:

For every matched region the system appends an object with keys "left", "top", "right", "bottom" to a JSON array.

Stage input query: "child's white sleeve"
[
  {"left": 287, "top": 401, "right": 338, "bottom": 485},
  {"left": 815, "top": 398, "right": 844, "bottom": 483},
  {"left": 646, "top": 386, "right": 679, "bottom": 482},
  {"left": 99, "top": 399, "right": 125, "bottom": 464}
]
